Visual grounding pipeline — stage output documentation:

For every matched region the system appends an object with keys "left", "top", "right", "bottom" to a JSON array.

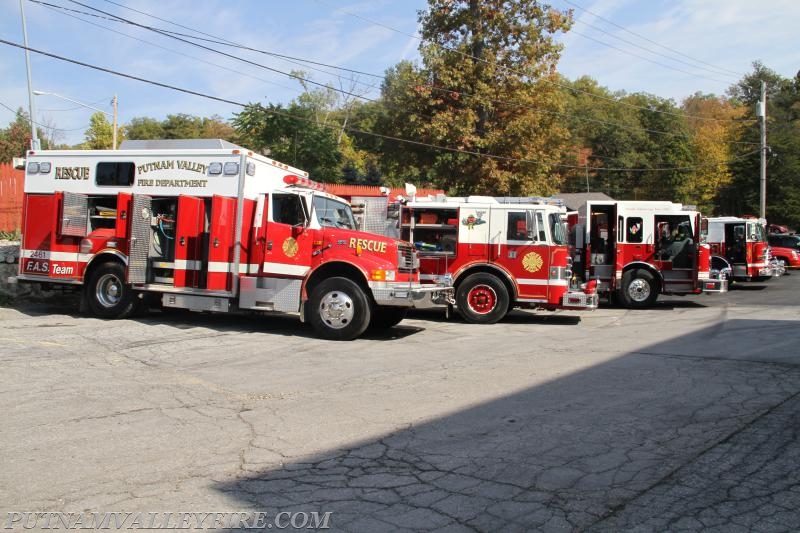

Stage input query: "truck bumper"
[
  {"left": 701, "top": 278, "right": 729, "bottom": 293},
  {"left": 560, "top": 290, "right": 599, "bottom": 310},
  {"left": 370, "top": 282, "right": 454, "bottom": 309}
]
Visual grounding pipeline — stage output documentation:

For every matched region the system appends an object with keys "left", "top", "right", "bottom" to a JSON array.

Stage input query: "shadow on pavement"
[{"left": 214, "top": 319, "right": 800, "bottom": 531}]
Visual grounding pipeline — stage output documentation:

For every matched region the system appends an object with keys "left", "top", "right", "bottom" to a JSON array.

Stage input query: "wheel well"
[
  {"left": 304, "top": 262, "right": 369, "bottom": 299},
  {"left": 455, "top": 266, "right": 516, "bottom": 301},
  {"left": 621, "top": 263, "right": 662, "bottom": 291},
  {"left": 83, "top": 253, "right": 126, "bottom": 284}
]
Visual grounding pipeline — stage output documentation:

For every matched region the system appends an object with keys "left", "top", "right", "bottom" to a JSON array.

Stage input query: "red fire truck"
[
  {"left": 568, "top": 200, "right": 727, "bottom": 308},
  {"left": 704, "top": 216, "right": 783, "bottom": 281},
  {"left": 14, "top": 140, "right": 451, "bottom": 340},
  {"left": 394, "top": 195, "right": 598, "bottom": 324}
]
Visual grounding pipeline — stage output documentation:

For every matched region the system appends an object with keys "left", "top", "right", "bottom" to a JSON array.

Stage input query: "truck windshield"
[
  {"left": 747, "top": 221, "right": 766, "bottom": 242},
  {"left": 549, "top": 213, "right": 567, "bottom": 245},
  {"left": 313, "top": 196, "right": 356, "bottom": 230}
]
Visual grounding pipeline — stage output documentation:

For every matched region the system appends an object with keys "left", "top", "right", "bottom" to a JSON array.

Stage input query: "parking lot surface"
[{"left": 2, "top": 274, "right": 800, "bottom": 531}]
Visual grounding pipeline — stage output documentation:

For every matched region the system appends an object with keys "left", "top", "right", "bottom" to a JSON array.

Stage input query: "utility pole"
[
  {"left": 758, "top": 81, "right": 767, "bottom": 220},
  {"left": 20, "top": 0, "right": 39, "bottom": 150},
  {"left": 112, "top": 94, "right": 118, "bottom": 150}
]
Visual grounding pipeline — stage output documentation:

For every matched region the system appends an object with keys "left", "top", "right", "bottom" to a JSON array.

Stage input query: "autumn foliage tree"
[{"left": 377, "top": 0, "right": 573, "bottom": 195}]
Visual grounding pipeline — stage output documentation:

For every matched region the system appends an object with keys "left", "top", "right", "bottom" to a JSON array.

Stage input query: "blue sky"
[{"left": 1, "top": 0, "right": 799, "bottom": 146}]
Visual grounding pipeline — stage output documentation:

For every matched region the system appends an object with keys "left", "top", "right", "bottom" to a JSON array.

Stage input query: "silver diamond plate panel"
[
  {"left": 128, "top": 195, "right": 152, "bottom": 284},
  {"left": 60, "top": 192, "right": 88, "bottom": 237},
  {"left": 352, "top": 196, "right": 388, "bottom": 235}
]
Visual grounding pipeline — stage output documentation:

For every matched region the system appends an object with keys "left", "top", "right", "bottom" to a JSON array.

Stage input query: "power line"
[
  {"left": 561, "top": 6, "right": 740, "bottom": 81},
  {"left": 312, "top": 0, "right": 751, "bottom": 124},
  {"left": 559, "top": 0, "right": 743, "bottom": 78},
  {"left": 40, "top": 0, "right": 756, "bottom": 148},
  {"left": 31, "top": 0, "right": 303, "bottom": 95},
  {"left": 0, "top": 38, "right": 755, "bottom": 174},
  {"left": 0, "top": 99, "right": 89, "bottom": 131},
  {"left": 63, "top": 0, "right": 378, "bottom": 103}
]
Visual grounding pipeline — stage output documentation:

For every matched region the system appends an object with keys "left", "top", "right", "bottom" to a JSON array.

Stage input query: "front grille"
[{"left": 397, "top": 242, "right": 419, "bottom": 273}]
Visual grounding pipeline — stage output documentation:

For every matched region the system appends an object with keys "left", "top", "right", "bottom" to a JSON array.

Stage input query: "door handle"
[{"left": 267, "top": 240, "right": 273, "bottom": 251}]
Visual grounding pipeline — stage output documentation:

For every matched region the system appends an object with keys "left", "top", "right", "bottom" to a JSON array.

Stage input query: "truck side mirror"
[{"left": 525, "top": 211, "right": 536, "bottom": 241}]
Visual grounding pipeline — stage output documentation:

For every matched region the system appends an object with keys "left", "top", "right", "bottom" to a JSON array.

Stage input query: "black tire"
[
  {"left": 369, "top": 307, "right": 408, "bottom": 329},
  {"left": 456, "top": 273, "right": 510, "bottom": 324},
  {"left": 307, "top": 277, "right": 371, "bottom": 340},
  {"left": 85, "top": 261, "right": 137, "bottom": 319},
  {"left": 618, "top": 269, "right": 659, "bottom": 309}
]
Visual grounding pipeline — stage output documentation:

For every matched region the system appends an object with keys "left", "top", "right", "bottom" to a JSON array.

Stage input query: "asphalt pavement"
[{"left": 1, "top": 272, "right": 799, "bottom": 532}]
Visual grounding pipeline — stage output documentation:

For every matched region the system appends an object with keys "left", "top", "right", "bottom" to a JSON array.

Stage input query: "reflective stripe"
[
  {"left": 22, "top": 249, "right": 80, "bottom": 261},
  {"left": 262, "top": 262, "right": 310, "bottom": 277},
  {"left": 174, "top": 259, "right": 202, "bottom": 271},
  {"left": 517, "top": 278, "right": 568, "bottom": 286}
]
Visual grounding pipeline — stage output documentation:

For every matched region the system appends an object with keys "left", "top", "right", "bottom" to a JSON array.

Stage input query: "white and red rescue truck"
[
  {"left": 392, "top": 195, "right": 598, "bottom": 324},
  {"left": 14, "top": 140, "right": 451, "bottom": 340},
  {"left": 703, "top": 216, "right": 782, "bottom": 281},
  {"left": 568, "top": 200, "right": 728, "bottom": 308}
]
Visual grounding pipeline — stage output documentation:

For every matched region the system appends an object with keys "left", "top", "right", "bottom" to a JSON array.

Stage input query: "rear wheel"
[
  {"left": 456, "top": 273, "right": 510, "bottom": 324},
  {"left": 369, "top": 307, "right": 407, "bottom": 329},
  {"left": 307, "top": 277, "right": 371, "bottom": 340},
  {"left": 85, "top": 261, "right": 137, "bottom": 319},
  {"left": 618, "top": 269, "right": 658, "bottom": 309}
]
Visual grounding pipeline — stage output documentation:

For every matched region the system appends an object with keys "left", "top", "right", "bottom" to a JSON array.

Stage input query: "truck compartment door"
[
  {"left": 128, "top": 194, "right": 152, "bottom": 284},
  {"left": 58, "top": 191, "right": 88, "bottom": 237},
  {"left": 173, "top": 195, "right": 206, "bottom": 288},
  {"left": 206, "top": 195, "right": 237, "bottom": 291}
]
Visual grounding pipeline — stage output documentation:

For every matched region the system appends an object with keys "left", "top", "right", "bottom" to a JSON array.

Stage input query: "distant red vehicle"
[{"left": 768, "top": 234, "right": 800, "bottom": 268}]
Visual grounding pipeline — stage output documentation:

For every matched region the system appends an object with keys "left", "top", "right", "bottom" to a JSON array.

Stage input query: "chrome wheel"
[
  {"left": 317, "top": 290, "right": 355, "bottom": 329},
  {"left": 96, "top": 273, "right": 123, "bottom": 308},
  {"left": 627, "top": 277, "right": 651, "bottom": 303}
]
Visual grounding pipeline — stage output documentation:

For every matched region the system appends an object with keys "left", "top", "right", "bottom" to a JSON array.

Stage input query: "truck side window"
[
  {"left": 272, "top": 194, "right": 305, "bottom": 226},
  {"left": 96, "top": 162, "right": 135, "bottom": 186},
  {"left": 626, "top": 217, "right": 643, "bottom": 243},
  {"left": 507, "top": 212, "right": 528, "bottom": 240}
]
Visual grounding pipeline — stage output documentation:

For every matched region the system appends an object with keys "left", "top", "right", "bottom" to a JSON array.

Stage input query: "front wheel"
[
  {"left": 85, "top": 261, "right": 137, "bottom": 319},
  {"left": 618, "top": 269, "right": 659, "bottom": 309},
  {"left": 307, "top": 277, "right": 371, "bottom": 340},
  {"left": 456, "top": 273, "right": 510, "bottom": 324}
]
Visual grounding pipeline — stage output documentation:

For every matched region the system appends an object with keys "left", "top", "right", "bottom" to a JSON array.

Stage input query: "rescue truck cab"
[
  {"left": 15, "top": 140, "right": 451, "bottom": 340},
  {"left": 395, "top": 195, "right": 598, "bottom": 324},
  {"left": 704, "top": 216, "right": 783, "bottom": 281},
  {"left": 569, "top": 200, "right": 727, "bottom": 308}
]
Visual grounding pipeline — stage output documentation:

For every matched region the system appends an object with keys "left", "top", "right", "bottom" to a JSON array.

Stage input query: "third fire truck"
[
  {"left": 14, "top": 140, "right": 451, "bottom": 340},
  {"left": 569, "top": 200, "right": 727, "bottom": 308},
  {"left": 704, "top": 216, "right": 783, "bottom": 281},
  {"left": 392, "top": 195, "right": 598, "bottom": 324}
]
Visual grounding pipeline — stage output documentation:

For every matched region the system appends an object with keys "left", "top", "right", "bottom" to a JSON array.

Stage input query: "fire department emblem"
[
  {"left": 522, "top": 251, "right": 543, "bottom": 273},
  {"left": 462, "top": 211, "right": 486, "bottom": 229},
  {"left": 282, "top": 237, "right": 299, "bottom": 258}
]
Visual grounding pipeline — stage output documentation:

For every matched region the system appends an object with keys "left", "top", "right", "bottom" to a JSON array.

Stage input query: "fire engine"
[
  {"left": 568, "top": 200, "right": 727, "bottom": 308},
  {"left": 390, "top": 195, "right": 598, "bottom": 324},
  {"left": 14, "top": 140, "right": 452, "bottom": 340},
  {"left": 703, "top": 216, "right": 783, "bottom": 281}
]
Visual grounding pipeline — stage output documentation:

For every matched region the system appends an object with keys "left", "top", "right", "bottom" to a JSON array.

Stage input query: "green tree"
[
  {"left": 0, "top": 109, "right": 33, "bottom": 163},
  {"left": 233, "top": 103, "right": 342, "bottom": 182},
  {"left": 720, "top": 62, "right": 798, "bottom": 224},
  {"left": 378, "top": 0, "right": 573, "bottom": 195},
  {"left": 681, "top": 93, "right": 746, "bottom": 214},
  {"left": 82, "top": 112, "right": 114, "bottom": 149},
  {"left": 124, "top": 117, "right": 165, "bottom": 140}
]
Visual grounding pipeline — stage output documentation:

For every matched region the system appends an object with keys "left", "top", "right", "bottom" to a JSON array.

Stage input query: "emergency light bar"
[{"left": 283, "top": 174, "right": 324, "bottom": 191}]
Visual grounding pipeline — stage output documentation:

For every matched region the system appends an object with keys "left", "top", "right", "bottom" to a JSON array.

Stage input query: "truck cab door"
[
  {"left": 500, "top": 209, "right": 551, "bottom": 301},
  {"left": 262, "top": 192, "right": 313, "bottom": 279}
]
